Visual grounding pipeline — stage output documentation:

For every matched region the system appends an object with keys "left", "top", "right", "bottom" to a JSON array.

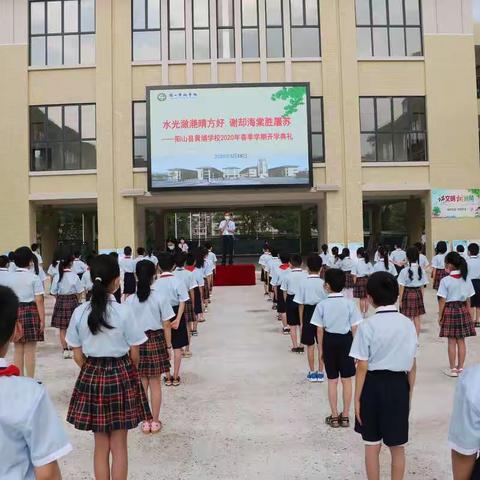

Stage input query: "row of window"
[
  {"left": 29, "top": 96, "right": 426, "bottom": 172},
  {"left": 28, "top": 0, "right": 423, "bottom": 67}
]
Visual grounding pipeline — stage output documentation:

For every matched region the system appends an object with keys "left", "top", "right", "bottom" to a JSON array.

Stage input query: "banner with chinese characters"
[
  {"left": 431, "top": 189, "right": 480, "bottom": 218},
  {"left": 147, "top": 83, "right": 311, "bottom": 190}
]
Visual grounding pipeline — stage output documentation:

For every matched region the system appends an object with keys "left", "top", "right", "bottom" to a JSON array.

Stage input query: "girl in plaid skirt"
[
  {"left": 431, "top": 241, "right": 448, "bottom": 292},
  {"left": 50, "top": 254, "right": 84, "bottom": 359},
  {"left": 340, "top": 248, "right": 354, "bottom": 299},
  {"left": 352, "top": 247, "right": 372, "bottom": 316},
  {"left": 398, "top": 247, "right": 429, "bottom": 335},
  {"left": 438, "top": 252, "right": 476, "bottom": 378},
  {"left": 66, "top": 254, "right": 151, "bottom": 478},
  {"left": 126, "top": 260, "right": 175, "bottom": 434}
]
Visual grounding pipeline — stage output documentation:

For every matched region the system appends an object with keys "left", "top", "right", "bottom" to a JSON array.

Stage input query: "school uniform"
[
  {"left": 0, "top": 358, "right": 72, "bottom": 479},
  {"left": 281, "top": 269, "right": 308, "bottom": 326},
  {"left": 189, "top": 266, "right": 205, "bottom": 315},
  {"left": 340, "top": 258, "right": 354, "bottom": 289},
  {"left": 3, "top": 268, "right": 44, "bottom": 343},
  {"left": 319, "top": 253, "right": 331, "bottom": 279},
  {"left": 294, "top": 275, "right": 328, "bottom": 346},
  {"left": 119, "top": 256, "right": 136, "bottom": 294},
  {"left": 259, "top": 252, "right": 271, "bottom": 284},
  {"left": 203, "top": 259, "right": 214, "bottom": 300},
  {"left": 398, "top": 264, "right": 428, "bottom": 318},
  {"left": 373, "top": 260, "right": 398, "bottom": 277},
  {"left": 431, "top": 253, "right": 448, "bottom": 290},
  {"left": 134, "top": 255, "right": 147, "bottom": 267},
  {"left": 126, "top": 291, "right": 175, "bottom": 377},
  {"left": 47, "top": 263, "right": 58, "bottom": 277},
  {"left": 207, "top": 250, "right": 217, "bottom": 279},
  {"left": 438, "top": 271, "right": 476, "bottom": 339},
  {"left": 145, "top": 254, "right": 159, "bottom": 266},
  {"left": 173, "top": 267, "right": 197, "bottom": 323},
  {"left": 72, "top": 258, "right": 87, "bottom": 279},
  {"left": 352, "top": 259, "right": 373, "bottom": 299},
  {"left": 311, "top": 293, "right": 362, "bottom": 379},
  {"left": 153, "top": 272, "right": 190, "bottom": 349},
  {"left": 266, "top": 256, "right": 281, "bottom": 296},
  {"left": 178, "top": 242, "right": 189, "bottom": 253},
  {"left": 66, "top": 297, "right": 151, "bottom": 432},
  {"left": 50, "top": 270, "right": 84, "bottom": 330},
  {"left": 81, "top": 270, "right": 93, "bottom": 300},
  {"left": 419, "top": 253, "right": 429, "bottom": 271},
  {"left": 0, "top": 267, "right": 10, "bottom": 284},
  {"left": 374, "top": 251, "right": 381, "bottom": 263},
  {"left": 271, "top": 264, "right": 290, "bottom": 314},
  {"left": 390, "top": 248, "right": 407, "bottom": 274},
  {"left": 467, "top": 256, "right": 480, "bottom": 308},
  {"left": 350, "top": 306, "right": 417, "bottom": 447},
  {"left": 8, "top": 262, "right": 17, "bottom": 272},
  {"left": 448, "top": 364, "right": 480, "bottom": 473}
]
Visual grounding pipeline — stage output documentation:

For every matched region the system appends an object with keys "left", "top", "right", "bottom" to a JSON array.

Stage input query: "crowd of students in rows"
[
  {"left": 0, "top": 241, "right": 217, "bottom": 479},
  {"left": 258, "top": 241, "right": 480, "bottom": 480}
]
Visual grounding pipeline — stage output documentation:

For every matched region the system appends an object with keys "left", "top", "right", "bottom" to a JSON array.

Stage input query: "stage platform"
[{"left": 214, "top": 264, "right": 256, "bottom": 286}]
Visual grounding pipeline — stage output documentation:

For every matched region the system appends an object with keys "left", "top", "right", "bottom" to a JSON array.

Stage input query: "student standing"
[
  {"left": 72, "top": 251, "right": 87, "bottom": 279},
  {"left": 2, "top": 247, "right": 45, "bottom": 378},
  {"left": 438, "top": 252, "right": 476, "bottom": 378},
  {"left": 467, "top": 243, "right": 480, "bottom": 328},
  {"left": 319, "top": 244, "right": 331, "bottom": 279},
  {"left": 265, "top": 249, "right": 281, "bottom": 306},
  {"left": 0, "top": 285, "right": 72, "bottom": 479},
  {"left": 432, "top": 241, "right": 449, "bottom": 291},
  {"left": 294, "top": 255, "right": 327, "bottom": 382},
  {"left": 414, "top": 242, "right": 430, "bottom": 271},
  {"left": 373, "top": 246, "right": 397, "bottom": 276},
  {"left": 186, "top": 253, "right": 205, "bottom": 331},
  {"left": 311, "top": 269, "right": 362, "bottom": 427},
  {"left": 82, "top": 255, "right": 95, "bottom": 301},
  {"left": 352, "top": 247, "right": 373, "bottom": 317},
  {"left": 119, "top": 246, "right": 136, "bottom": 300},
  {"left": 331, "top": 246, "right": 341, "bottom": 267},
  {"left": 153, "top": 253, "right": 189, "bottom": 386},
  {"left": 178, "top": 238, "right": 189, "bottom": 253},
  {"left": 281, "top": 254, "right": 308, "bottom": 352},
  {"left": 398, "top": 247, "right": 428, "bottom": 336},
  {"left": 259, "top": 244, "right": 272, "bottom": 297},
  {"left": 66, "top": 254, "right": 151, "bottom": 479},
  {"left": 135, "top": 247, "right": 147, "bottom": 265},
  {"left": 270, "top": 253, "right": 291, "bottom": 334},
  {"left": 340, "top": 248, "right": 354, "bottom": 299},
  {"left": 50, "top": 254, "right": 84, "bottom": 359},
  {"left": 126, "top": 260, "right": 174, "bottom": 434},
  {"left": 390, "top": 244, "right": 407, "bottom": 274},
  {"left": 30, "top": 243, "right": 47, "bottom": 287},
  {"left": 205, "top": 242, "right": 218, "bottom": 280},
  {"left": 350, "top": 272, "right": 417, "bottom": 480},
  {"left": 145, "top": 249, "right": 159, "bottom": 266}
]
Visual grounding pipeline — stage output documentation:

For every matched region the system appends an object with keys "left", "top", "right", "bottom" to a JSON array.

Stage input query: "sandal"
[
  {"left": 192, "top": 330, "right": 198, "bottom": 336},
  {"left": 141, "top": 421, "right": 151, "bottom": 434},
  {"left": 339, "top": 415, "right": 350, "bottom": 428},
  {"left": 283, "top": 327, "right": 291, "bottom": 335},
  {"left": 172, "top": 377, "right": 181, "bottom": 387},
  {"left": 325, "top": 415, "right": 340, "bottom": 428},
  {"left": 150, "top": 421, "right": 163, "bottom": 434},
  {"left": 164, "top": 376, "right": 173, "bottom": 386}
]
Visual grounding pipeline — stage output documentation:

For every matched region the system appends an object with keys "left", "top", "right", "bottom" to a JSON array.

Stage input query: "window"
[
  {"left": 133, "top": 102, "right": 147, "bottom": 168},
  {"left": 241, "top": 0, "right": 259, "bottom": 58},
  {"left": 29, "top": 0, "right": 95, "bottom": 67},
  {"left": 217, "top": 0, "right": 235, "bottom": 59},
  {"left": 30, "top": 104, "right": 96, "bottom": 171},
  {"left": 356, "top": 0, "right": 423, "bottom": 57},
  {"left": 289, "top": 0, "right": 320, "bottom": 58},
  {"left": 359, "top": 96, "right": 427, "bottom": 162},
  {"left": 310, "top": 97, "right": 324, "bottom": 163},
  {"left": 168, "top": 0, "right": 185, "bottom": 60},
  {"left": 266, "top": 0, "right": 284, "bottom": 58},
  {"left": 132, "top": 0, "right": 161, "bottom": 61},
  {"left": 193, "top": 0, "right": 210, "bottom": 59}
]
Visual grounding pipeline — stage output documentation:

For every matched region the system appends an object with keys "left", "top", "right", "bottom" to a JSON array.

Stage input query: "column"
[{"left": 406, "top": 197, "right": 424, "bottom": 246}]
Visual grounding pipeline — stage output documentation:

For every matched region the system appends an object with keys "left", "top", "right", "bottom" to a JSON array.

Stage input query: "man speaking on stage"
[{"left": 218, "top": 212, "right": 236, "bottom": 266}]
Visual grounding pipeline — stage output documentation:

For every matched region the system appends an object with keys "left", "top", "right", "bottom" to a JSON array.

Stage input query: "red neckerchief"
[
  {"left": 279, "top": 264, "right": 289, "bottom": 270},
  {"left": 63, "top": 269, "right": 72, "bottom": 272},
  {"left": 450, "top": 273, "right": 462, "bottom": 279},
  {"left": 159, "top": 273, "right": 174, "bottom": 278},
  {"left": 124, "top": 256, "right": 131, "bottom": 259},
  {"left": 0, "top": 364, "right": 20, "bottom": 376},
  {"left": 185, "top": 265, "right": 195, "bottom": 272}
]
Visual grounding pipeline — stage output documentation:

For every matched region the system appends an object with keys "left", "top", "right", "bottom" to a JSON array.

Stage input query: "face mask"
[
  {"left": 225, "top": 216, "right": 231, "bottom": 220},
  {"left": 168, "top": 244, "right": 174, "bottom": 250}
]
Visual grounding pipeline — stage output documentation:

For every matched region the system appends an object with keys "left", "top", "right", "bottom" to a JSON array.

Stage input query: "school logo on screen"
[{"left": 157, "top": 93, "right": 167, "bottom": 102}]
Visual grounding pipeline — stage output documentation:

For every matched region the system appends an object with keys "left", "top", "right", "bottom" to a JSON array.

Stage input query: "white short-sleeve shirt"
[
  {"left": 0, "top": 268, "right": 10, "bottom": 285},
  {"left": 271, "top": 265, "right": 290, "bottom": 287},
  {"left": 467, "top": 256, "right": 480, "bottom": 281},
  {"left": 66, "top": 296, "right": 148, "bottom": 357},
  {"left": 203, "top": 259, "right": 214, "bottom": 276},
  {"left": 319, "top": 253, "right": 332, "bottom": 267},
  {"left": 207, "top": 251, "right": 217, "bottom": 266},
  {"left": 294, "top": 275, "right": 327, "bottom": 306},
  {"left": 191, "top": 267, "right": 205, "bottom": 287},
  {"left": 419, "top": 253, "right": 429, "bottom": 270},
  {"left": 145, "top": 255, "right": 158, "bottom": 266},
  {"left": 72, "top": 259, "right": 87, "bottom": 275},
  {"left": 265, "top": 256, "right": 281, "bottom": 274},
  {"left": 2, "top": 269, "right": 44, "bottom": 302},
  {"left": 310, "top": 293, "right": 363, "bottom": 334},
  {"left": 437, "top": 272, "right": 475, "bottom": 302},
  {"left": 373, "top": 260, "right": 398, "bottom": 277},
  {"left": 125, "top": 291, "right": 175, "bottom": 331},
  {"left": 0, "top": 360, "right": 72, "bottom": 480},
  {"left": 390, "top": 249, "right": 407, "bottom": 265},
  {"left": 50, "top": 270, "right": 84, "bottom": 296},
  {"left": 397, "top": 264, "right": 428, "bottom": 288},
  {"left": 119, "top": 256, "right": 136, "bottom": 274},
  {"left": 350, "top": 306, "right": 417, "bottom": 371},
  {"left": 219, "top": 219, "right": 236, "bottom": 236},
  {"left": 81, "top": 270, "right": 93, "bottom": 291},
  {"left": 152, "top": 272, "right": 190, "bottom": 306},
  {"left": 47, "top": 263, "right": 58, "bottom": 277},
  {"left": 448, "top": 364, "right": 480, "bottom": 456},
  {"left": 280, "top": 269, "right": 308, "bottom": 296},
  {"left": 431, "top": 253, "right": 446, "bottom": 270},
  {"left": 340, "top": 257, "right": 353, "bottom": 272},
  {"left": 173, "top": 268, "right": 197, "bottom": 291},
  {"left": 259, "top": 252, "right": 271, "bottom": 267},
  {"left": 352, "top": 258, "right": 373, "bottom": 278}
]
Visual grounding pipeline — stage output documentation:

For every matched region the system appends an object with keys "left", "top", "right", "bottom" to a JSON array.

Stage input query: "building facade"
[{"left": 0, "top": 0, "right": 479, "bottom": 262}]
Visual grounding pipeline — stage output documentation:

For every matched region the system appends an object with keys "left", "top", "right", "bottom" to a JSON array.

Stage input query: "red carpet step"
[{"left": 214, "top": 264, "right": 256, "bottom": 286}]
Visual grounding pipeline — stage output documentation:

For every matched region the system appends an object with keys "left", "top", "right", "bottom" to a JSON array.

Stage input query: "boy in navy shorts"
[
  {"left": 350, "top": 272, "right": 417, "bottom": 480},
  {"left": 311, "top": 268, "right": 362, "bottom": 424}
]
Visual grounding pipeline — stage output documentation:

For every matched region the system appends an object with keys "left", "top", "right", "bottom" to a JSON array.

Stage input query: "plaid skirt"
[
  {"left": 440, "top": 302, "right": 476, "bottom": 339},
  {"left": 353, "top": 276, "right": 368, "bottom": 299},
  {"left": 184, "top": 299, "right": 195, "bottom": 323},
  {"left": 344, "top": 272, "right": 354, "bottom": 290},
  {"left": 16, "top": 302, "right": 44, "bottom": 344},
  {"left": 433, "top": 269, "right": 448, "bottom": 290},
  {"left": 67, "top": 355, "right": 152, "bottom": 432},
  {"left": 400, "top": 287, "right": 425, "bottom": 318},
  {"left": 51, "top": 294, "right": 78, "bottom": 330},
  {"left": 139, "top": 330, "right": 170, "bottom": 377}
]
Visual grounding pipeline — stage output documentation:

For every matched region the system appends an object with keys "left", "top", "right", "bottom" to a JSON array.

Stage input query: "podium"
[{"left": 214, "top": 264, "right": 256, "bottom": 286}]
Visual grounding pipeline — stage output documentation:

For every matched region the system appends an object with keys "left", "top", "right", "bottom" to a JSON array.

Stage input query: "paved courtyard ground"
[{"left": 10, "top": 281, "right": 479, "bottom": 479}]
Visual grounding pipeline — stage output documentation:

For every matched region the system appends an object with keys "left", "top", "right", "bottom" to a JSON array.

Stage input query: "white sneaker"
[
  {"left": 443, "top": 368, "right": 458, "bottom": 377},
  {"left": 68, "top": 350, "right": 74, "bottom": 359},
  {"left": 63, "top": 350, "right": 69, "bottom": 360}
]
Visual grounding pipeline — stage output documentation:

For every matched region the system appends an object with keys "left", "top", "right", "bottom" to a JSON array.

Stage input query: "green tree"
[{"left": 271, "top": 87, "right": 307, "bottom": 117}]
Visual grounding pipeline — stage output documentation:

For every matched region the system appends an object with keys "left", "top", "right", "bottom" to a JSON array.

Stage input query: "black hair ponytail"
[
  {"left": 406, "top": 247, "right": 420, "bottom": 282},
  {"left": 321, "top": 244, "right": 328, "bottom": 254},
  {"left": 445, "top": 252, "right": 468, "bottom": 281},
  {"left": 195, "top": 249, "right": 205, "bottom": 269},
  {"left": 357, "top": 247, "right": 369, "bottom": 264},
  {"left": 459, "top": 256, "right": 468, "bottom": 280},
  {"left": 136, "top": 260, "right": 155, "bottom": 302},
  {"left": 378, "top": 246, "right": 389, "bottom": 270},
  {"left": 31, "top": 254, "right": 40, "bottom": 275},
  {"left": 58, "top": 254, "right": 74, "bottom": 282},
  {"left": 88, "top": 254, "right": 119, "bottom": 335}
]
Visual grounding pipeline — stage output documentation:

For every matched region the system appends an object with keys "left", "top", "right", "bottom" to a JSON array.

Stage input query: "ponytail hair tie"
[{"left": 94, "top": 277, "right": 102, "bottom": 282}]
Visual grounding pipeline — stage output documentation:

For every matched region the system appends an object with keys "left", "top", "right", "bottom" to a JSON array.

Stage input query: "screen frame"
[{"left": 146, "top": 82, "right": 313, "bottom": 192}]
